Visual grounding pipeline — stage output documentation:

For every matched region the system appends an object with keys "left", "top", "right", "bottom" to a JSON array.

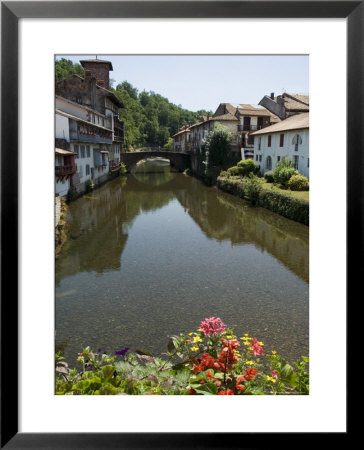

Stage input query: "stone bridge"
[{"left": 120, "top": 151, "right": 191, "bottom": 172}]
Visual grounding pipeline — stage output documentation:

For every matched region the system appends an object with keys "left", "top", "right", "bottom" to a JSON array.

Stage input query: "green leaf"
[
  {"left": 102, "top": 365, "right": 116, "bottom": 382},
  {"left": 281, "top": 363, "right": 293, "bottom": 379},
  {"left": 135, "top": 349, "right": 153, "bottom": 357},
  {"left": 194, "top": 383, "right": 218, "bottom": 395}
]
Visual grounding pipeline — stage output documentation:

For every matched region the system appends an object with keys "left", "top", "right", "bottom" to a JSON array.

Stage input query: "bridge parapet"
[{"left": 120, "top": 151, "right": 191, "bottom": 172}]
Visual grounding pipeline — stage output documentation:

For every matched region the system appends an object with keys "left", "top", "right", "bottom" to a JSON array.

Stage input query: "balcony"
[
  {"left": 238, "top": 124, "right": 263, "bottom": 132},
  {"left": 70, "top": 131, "right": 112, "bottom": 145},
  {"left": 55, "top": 165, "right": 76, "bottom": 177},
  {"left": 114, "top": 135, "right": 124, "bottom": 143}
]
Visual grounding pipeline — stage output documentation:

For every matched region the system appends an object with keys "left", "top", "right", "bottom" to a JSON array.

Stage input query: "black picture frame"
[{"left": 1, "top": 1, "right": 357, "bottom": 447}]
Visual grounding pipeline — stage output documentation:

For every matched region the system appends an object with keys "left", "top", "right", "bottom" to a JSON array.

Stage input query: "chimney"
[
  {"left": 270, "top": 92, "right": 274, "bottom": 99},
  {"left": 80, "top": 59, "right": 113, "bottom": 90}
]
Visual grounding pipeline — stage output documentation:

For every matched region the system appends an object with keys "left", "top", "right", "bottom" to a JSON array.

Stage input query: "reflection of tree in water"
[
  {"left": 175, "top": 179, "right": 308, "bottom": 282},
  {"left": 56, "top": 161, "right": 308, "bottom": 285}
]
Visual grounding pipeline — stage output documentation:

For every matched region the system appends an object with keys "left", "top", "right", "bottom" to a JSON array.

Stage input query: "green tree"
[
  {"left": 202, "top": 123, "right": 232, "bottom": 168},
  {"left": 55, "top": 58, "right": 84, "bottom": 81}
]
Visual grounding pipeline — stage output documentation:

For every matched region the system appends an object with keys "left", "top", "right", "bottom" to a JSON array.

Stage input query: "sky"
[{"left": 58, "top": 54, "right": 309, "bottom": 113}]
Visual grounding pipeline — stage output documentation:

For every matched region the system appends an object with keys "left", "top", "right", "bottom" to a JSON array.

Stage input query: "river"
[{"left": 55, "top": 158, "right": 309, "bottom": 367}]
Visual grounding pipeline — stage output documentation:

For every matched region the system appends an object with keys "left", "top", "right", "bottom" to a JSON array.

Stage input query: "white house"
[
  {"left": 251, "top": 112, "right": 309, "bottom": 179},
  {"left": 55, "top": 111, "right": 76, "bottom": 196}
]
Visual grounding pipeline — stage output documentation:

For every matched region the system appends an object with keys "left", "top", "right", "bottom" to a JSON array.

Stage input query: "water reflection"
[
  {"left": 57, "top": 159, "right": 308, "bottom": 285},
  {"left": 56, "top": 159, "right": 308, "bottom": 367}
]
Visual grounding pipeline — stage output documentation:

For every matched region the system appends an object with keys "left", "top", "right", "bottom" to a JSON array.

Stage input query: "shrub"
[
  {"left": 257, "top": 190, "right": 309, "bottom": 225},
  {"left": 216, "top": 177, "right": 309, "bottom": 224},
  {"left": 85, "top": 179, "right": 94, "bottom": 193},
  {"left": 227, "top": 166, "right": 241, "bottom": 176},
  {"left": 244, "top": 174, "right": 263, "bottom": 206},
  {"left": 264, "top": 171, "right": 274, "bottom": 183},
  {"left": 287, "top": 174, "right": 309, "bottom": 191},
  {"left": 272, "top": 157, "right": 298, "bottom": 186},
  {"left": 237, "top": 159, "right": 259, "bottom": 176}
]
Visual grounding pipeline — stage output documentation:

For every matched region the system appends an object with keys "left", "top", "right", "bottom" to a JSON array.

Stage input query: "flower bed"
[{"left": 55, "top": 317, "right": 309, "bottom": 395}]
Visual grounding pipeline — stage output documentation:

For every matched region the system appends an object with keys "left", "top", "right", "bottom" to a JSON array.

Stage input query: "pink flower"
[
  {"left": 250, "top": 338, "right": 264, "bottom": 357},
  {"left": 199, "top": 317, "right": 226, "bottom": 336},
  {"left": 271, "top": 370, "right": 278, "bottom": 380}
]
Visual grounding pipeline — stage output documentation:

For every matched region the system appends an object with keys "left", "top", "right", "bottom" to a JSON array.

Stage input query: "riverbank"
[
  {"left": 55, "top": 196, "right": 69, "bottom": 258},
  {"left": 216, "top": 175, "right": 309, "bottom": 225}
]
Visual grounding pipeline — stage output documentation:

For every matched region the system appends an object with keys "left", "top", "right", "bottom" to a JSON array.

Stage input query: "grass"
[{"left": 262, "top": 182, "right": 309, "bottom": 202}]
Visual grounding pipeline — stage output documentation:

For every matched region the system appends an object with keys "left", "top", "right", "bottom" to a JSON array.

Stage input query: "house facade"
[
  {"left": 172, "top": 124, "right": 191, "bottom": 152},
  {"left": 234, "top": 104, "right": 280, "bottom": 160},
  {"left": 189, "top": 113, "right": 239, "bottom": 157},
  {"left": 55, "top": 58, "right": 125, "bottom": 196},
  {"left": 251, "top": 112, "right": 309, "bottom": 179}
]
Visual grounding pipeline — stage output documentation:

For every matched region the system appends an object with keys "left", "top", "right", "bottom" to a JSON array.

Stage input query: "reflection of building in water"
[
  {"left": 56, "top": 180, "right": 128, "bottom": 284},
  {"left": 57, "top": 169, "right": 308, "bottom": 285}
]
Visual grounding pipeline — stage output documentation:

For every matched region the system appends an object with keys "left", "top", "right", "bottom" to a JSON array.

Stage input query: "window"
[
  {"left": 79, "top": 165, "right": 83, "bottom": 177},
  {"left": 86, "top": 145, "right": 90, "bottom": 158},
  {"left": 76, "top": 97, "right": 82, "bottom": 104},
  {"left": 86, "top": 164, "right": 90, "bottom": 175},
  {"left": 80, "top": 145, "right": 85, "bottom": 158},
  {"left": 256, "top": 155, "right": 259, "bottom": 161},
  {"left": 258, "top": 137, "right": 261, "bottom": 150},
  {"left": 259, "top": 155, "right": 262, "bottom": 162},
  {"left": 277, "top": 156, "right": 281, "bottom": 162},
  {"left": 307, "top": 158, "right": 309, "bottom": 168},
  {"left": 293, "top": 155, "right": 299, "bottom": 170},
  {"left": 292, "top": 134, "right": 302, "bottom": 151},
  {"left": 266, "top": 156, "right": 272, "bottom": 170},
  {"left": 268, "top": 135, "right": 272, "bottom": 147},
  {"left": 74, "top": 145, "right": 79, "bottom": 159},
  {"left": 279, "top": 134, "right": 284, "bottom": 147}
]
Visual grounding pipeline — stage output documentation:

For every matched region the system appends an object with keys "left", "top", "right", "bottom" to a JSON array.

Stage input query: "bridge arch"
[{"left": 120, "top": 151, "right": 191, "bottom": 173}]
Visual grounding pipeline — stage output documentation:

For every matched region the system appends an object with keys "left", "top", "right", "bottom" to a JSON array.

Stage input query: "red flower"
[
  {"left": 206, "top": 371, "right": 213, "bottom": 380},
  {"left": 192, "top": 364, "right": 203, "bottom": 373},
  {"left": 218, "top": 389, "right": 234, "bottom": 395},
  {"left": 201, "top": 353, "right": 216, "bottom": 369},
  {"left": 243, "top": 368, "right": 257, "bottom": 380},
  {"left": 217, "top": 340, "right": 239, "bottom": 372},
  {"left": 235, "top": 375, "right": 246, "bottom": 392}
]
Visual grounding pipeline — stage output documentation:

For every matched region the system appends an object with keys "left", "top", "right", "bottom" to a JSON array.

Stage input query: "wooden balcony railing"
[{"left": 55, "top": 165, "right": 76, "bottom": 177}]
